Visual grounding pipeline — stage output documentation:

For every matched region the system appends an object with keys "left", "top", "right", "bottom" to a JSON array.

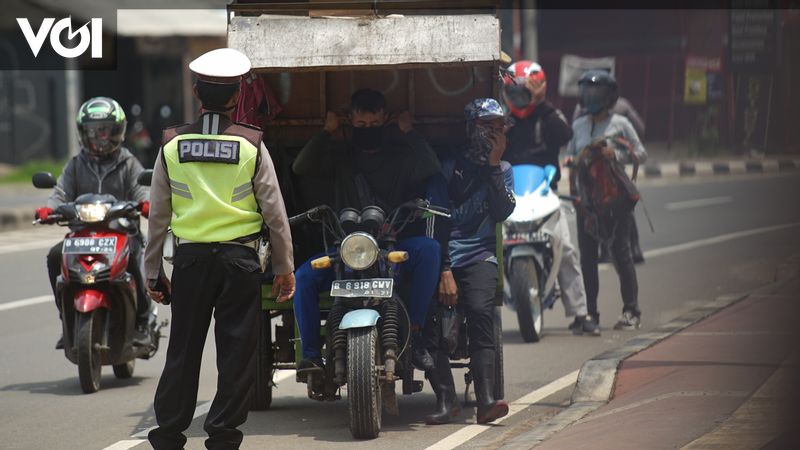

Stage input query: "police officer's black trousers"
[{"left": 148, "top": 243, "right": 261, "bottom": 450}]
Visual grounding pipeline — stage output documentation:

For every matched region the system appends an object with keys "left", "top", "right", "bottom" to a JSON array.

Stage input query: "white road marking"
[
  {"left": 643, "top": 222, "right": 800, "bottom": 259},
  {"left": 0, "top": 239, "right": 62, "bottom": 255},
  {"left": 100, "top": 441, "right": 145, "bottom": 450},
  {"left": 425, "top": 369, "right": 579, "bottom": 450},
  {"left": 0, "top": 227, "right": 63, "bottom": 255},
  {"left": 665, "top": 196, "right": 733, "bottom": 211},
  {"left": 0, "top": 295, "right": 52, "bottom": 312},
  {"left": 104, "top": 369, "right": 297, "bottom": 450}
]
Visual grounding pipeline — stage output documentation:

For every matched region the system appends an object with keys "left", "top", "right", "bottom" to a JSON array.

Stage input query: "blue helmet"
[
  {"left": 578, "top": 70, "right": 619, "bottom": 114},
  {"left": 464, "top": 98, "right": 505, "bottom": 122}
]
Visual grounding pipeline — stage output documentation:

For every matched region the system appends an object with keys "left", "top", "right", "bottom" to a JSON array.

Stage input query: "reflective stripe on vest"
[{"left": 163, "top": 130, "right": 261, "bottom": 243}]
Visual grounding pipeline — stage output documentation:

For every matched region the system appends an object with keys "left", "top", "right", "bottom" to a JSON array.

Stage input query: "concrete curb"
[
  {"left": 641, "top": 158, "right": 800, "bottom": 179},
  {"left": 0, "top": 206, "right": 34, "bottom": 233},
  {"left": 499, "top": 274, "right": 796, "bottom": 450}
]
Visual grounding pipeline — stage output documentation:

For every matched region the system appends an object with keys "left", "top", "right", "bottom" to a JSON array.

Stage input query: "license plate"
[
  {"left": 63, "top": 236, "right": 117, "bottom": 254},
  {"left": 529, "top": 231, "right": 549, "bottom": 243},
  {"left": 330, "top": 278, "right": 394, "bottom": 298}
]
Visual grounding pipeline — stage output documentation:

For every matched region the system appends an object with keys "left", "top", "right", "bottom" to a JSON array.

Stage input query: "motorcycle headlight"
[
  {"left": 340, "top": 232, "right": 379, "bottom": 270},
  {"left": 77, "top": 203, "right": 110, "bottom": 222}
]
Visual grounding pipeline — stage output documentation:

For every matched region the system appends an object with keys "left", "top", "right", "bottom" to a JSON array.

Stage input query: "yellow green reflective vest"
[{"left": 161, "top": 112, "right": 263, "bottom": 242}]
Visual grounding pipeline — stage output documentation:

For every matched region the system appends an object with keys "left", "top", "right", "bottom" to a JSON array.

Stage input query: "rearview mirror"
[
  {"left": 32, "top": 172, "right": 56, "bottom": 189},
  {"left": 137, "top": 170, "right": 153, "bottom": 187}
]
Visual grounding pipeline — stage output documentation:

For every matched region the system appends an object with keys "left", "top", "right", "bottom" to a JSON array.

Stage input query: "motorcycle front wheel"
[
  {"left": 347, "top": 327, "right": 381, "bottom": 439},
  {"left": 511, "top": 258, "right": 544, "bottom": 343},
  {"left": 76, "top": 309, "right": 106, "bottom": 393}
]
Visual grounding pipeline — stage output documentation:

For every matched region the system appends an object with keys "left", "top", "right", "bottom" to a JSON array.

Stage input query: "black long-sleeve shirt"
[
  {"left": 292, "top": 126, "right": 440, "bottom": 212},
  {"left": 505, "top": 100, "right": 573, "bottom": 189}
]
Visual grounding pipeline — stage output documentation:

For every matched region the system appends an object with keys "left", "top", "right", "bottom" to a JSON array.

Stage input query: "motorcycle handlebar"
[{"left": 288, "top": 205, "right": 336, "bottom": 227}]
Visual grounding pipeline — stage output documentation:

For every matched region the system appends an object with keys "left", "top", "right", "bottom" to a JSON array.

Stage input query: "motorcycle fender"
[
  {"left": 339, "top": 309, "right": 380, "bottom": 330},
  {"left": 543, "top": 233, "right": 564, "bottom": 295},
  {"left": 74, "top": 289, "right": 109, "bottom": 313},
  {"left": 508, "top": 245, "right": 544, "bottom": 269}
]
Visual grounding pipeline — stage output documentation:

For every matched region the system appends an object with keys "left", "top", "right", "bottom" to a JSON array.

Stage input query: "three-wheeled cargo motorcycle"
[{"left": 225, "top": 0, "right": 507, "bottom": 438}]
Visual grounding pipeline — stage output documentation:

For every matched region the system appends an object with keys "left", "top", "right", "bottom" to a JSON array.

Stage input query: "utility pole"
[{"left": 521, "top": 0, "right": 538, "bottom": 62}]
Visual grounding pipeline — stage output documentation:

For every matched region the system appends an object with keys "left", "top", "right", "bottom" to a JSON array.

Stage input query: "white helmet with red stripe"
[{"left": 501, "top": 60, "right": 546, "bottom": 119}]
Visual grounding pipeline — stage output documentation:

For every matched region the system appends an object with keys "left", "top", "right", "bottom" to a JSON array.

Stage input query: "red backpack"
[{"left": 572, "top": 135, "right": 640, "bottom": 242}]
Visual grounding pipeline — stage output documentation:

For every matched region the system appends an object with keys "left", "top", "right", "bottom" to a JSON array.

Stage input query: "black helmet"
[
  {"left": 77, "top": 97, "right": 127, "bottom": 157},
  {"left": 578, "top": 70, "right": 619, "bottom": 115}
]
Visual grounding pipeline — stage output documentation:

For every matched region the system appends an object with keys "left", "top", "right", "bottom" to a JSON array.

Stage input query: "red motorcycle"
[{"left": 32, "top": 172, "right": 165, "bottom": 393}]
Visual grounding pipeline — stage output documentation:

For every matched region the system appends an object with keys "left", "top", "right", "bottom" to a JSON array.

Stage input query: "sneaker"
[
  {"left": 569, "top": 316, "right": 601, "bottom": 336},
  {"left": 568, "top": 317, "right": 581, "bottom": 333},
  {"left": 132, "top": 323, "right": 152, "bottom": 347},
  {"left": 613, "top": 311, "right": 641, "bottom": 330}
]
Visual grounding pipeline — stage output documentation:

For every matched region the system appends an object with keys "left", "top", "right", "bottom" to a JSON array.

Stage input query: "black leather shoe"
[
  {"left": 296, "top": 357, "right": 324, "bottom": 383},
  {"left": 132, "top": 322, "right": 152, "bottom": 347}
]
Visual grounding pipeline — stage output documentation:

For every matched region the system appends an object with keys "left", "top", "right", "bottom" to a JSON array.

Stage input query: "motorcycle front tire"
[
  {"left": 511, "top": 258, "right": 544, "bottom": 343},
  {"left": 76, "top": 309, "right": 106, "bottom": 393},
  {"left": 347, "top": 327, "right": 381, "bottom": 439}
]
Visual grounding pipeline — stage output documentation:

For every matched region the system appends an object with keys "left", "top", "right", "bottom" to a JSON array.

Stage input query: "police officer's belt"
[{"left": 176, "top": 237, "right": 259, "bottom": 250}]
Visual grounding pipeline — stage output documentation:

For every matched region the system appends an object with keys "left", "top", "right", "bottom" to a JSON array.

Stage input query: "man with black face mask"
[
  {"left": 423, "top": 98, "right": 515, "bottom": 425},
  {"left": 291, "top": 88, "right": 442, "bottom": 377}
]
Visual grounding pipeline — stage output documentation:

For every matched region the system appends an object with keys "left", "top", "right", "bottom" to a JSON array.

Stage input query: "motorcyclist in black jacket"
[{"left": 35, "top": 97, "right": 152, "bottom": 349}]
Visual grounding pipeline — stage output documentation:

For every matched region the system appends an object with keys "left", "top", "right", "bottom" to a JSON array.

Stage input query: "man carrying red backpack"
[{"left": 566, "top": 70, "right": 647, "bottom": 330}]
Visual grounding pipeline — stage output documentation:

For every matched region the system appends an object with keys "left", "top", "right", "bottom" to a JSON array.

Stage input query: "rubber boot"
[
  {"left": 425, "top": 351, "right": 461, "bottom": 425},
  {"left": 472, "top": 348, "right": 508, "bottom": 424},
  {"left": 412, "top": 330, "right": 435, "bottom": 371}
]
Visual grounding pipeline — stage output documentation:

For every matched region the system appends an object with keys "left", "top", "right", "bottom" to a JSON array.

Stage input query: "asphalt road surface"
[{"left": 1, "top": 173, "right": 798, "bottom": 450}]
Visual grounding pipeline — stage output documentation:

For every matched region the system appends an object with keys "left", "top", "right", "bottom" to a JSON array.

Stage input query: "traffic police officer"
[{"left": 144, "top": 48, "right": 295, "bottom": 450}]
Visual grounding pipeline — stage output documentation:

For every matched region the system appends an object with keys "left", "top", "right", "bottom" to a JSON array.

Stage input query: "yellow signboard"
[{"left": 684, "top": 67, "right": 708, "bottom": 104}]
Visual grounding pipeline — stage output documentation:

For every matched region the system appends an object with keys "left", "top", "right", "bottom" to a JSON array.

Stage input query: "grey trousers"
[{"left": 552, "top": 205, "right": 589, "bottom": 317}]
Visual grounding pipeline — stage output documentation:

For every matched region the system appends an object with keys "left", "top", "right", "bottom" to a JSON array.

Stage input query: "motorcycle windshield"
[{"left": 511, "top": 164, "right": 556, "bottom": 196}]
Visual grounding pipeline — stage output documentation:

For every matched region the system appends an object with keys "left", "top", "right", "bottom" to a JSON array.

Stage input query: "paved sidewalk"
[{"left": 528, "top": 277, "right": 800, "bottom": 450}]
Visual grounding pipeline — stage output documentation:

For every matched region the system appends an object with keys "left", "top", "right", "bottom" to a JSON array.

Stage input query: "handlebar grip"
[
  {"left": 289, "top": 206, "right": 324, "bottom": 226},
  {"left": 558, "top": 195, "right": 579, "bottom": 203},
  {"left": 288, "top": 213, "right": 309, "bottom": 226}
]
